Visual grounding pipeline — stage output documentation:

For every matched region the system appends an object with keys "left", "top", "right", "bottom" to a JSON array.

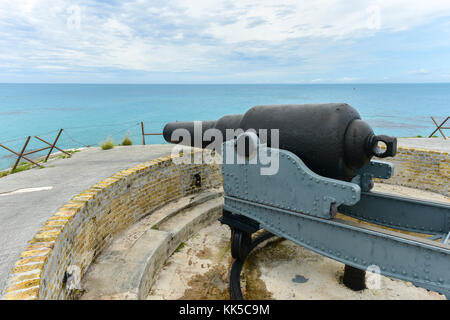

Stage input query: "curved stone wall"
[
  {"left": 375, "top": 146, "right": 449, "bottom": 197},
  {"left": 3, "top": 151, "right": 222, "bottom": 300}
]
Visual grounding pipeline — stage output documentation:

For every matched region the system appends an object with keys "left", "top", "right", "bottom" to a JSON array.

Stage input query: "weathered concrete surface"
[
  {"left": 148, "top": 184, "right": 449, "bottom": 300},
  {"left": 80, "top": 190, "right": 223, "bottom": 300},
  {"left": 0, "top": 145, "right": 174, "bottom": 295},
  {"left": 397, "top": 137, "right": 449, "bottom": 152},
  {"left": 149, "top": 221, "right": 446, "bottom": 300}
]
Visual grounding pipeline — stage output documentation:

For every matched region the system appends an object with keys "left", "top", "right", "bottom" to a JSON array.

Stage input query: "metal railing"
[
  {"left": 140, "top": 122, "right": 163, "bottom": 145},
  {"left": 429, "top": 116, "right": 449, "bottom": 140},
  {"left": 0, "top": 129, "right": 70, "bottom": 172}
]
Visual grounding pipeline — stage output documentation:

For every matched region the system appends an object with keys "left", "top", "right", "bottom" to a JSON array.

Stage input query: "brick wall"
[
  {"left": 375, "top": 146, "right": 449, "bottom": 197},
  {"left": 2, "top": 151, "right": 222, "bottom": 300}
]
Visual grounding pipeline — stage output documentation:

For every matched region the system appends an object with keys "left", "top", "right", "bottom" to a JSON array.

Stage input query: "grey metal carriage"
[{"left": 164, "top": 103, "right": 450, "bottom": 299}]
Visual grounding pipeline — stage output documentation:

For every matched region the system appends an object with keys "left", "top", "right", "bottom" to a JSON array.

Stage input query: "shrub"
[
  {"left": 100, "top": 137, "right": 115, "bottom": 150},
  {"left": 11, "top": 162, "right": 33, "bottom": 174},
  {"left": 174, "top": 242, "right": 185, "bottom": 253},
  {"left": 121, "top": 135, "right": 133, "bottom": 146}
]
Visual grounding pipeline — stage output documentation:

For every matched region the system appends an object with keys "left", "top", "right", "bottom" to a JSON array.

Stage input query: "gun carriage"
[{"left": 164, "top": 103, "right": 450, "bottom": 299}]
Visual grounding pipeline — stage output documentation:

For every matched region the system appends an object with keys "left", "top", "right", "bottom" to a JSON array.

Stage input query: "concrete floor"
[
  {"left": 0, "top": 145, "right": 174, "bottom": 295},
  {"left": 397, "top": 137, "right": 449, "bottom": 152},
  {"left": 149, "top": 184, "right": 449, "bottom": 300}
]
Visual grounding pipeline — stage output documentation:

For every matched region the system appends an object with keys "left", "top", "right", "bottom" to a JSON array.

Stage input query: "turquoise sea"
[{"left": 0, "top": 83, "right": 449, "bottom": 170}]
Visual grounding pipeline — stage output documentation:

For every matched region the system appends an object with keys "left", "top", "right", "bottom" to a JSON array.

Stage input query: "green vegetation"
[
  {"left": 14, "top": 160, "right": 47, "bottom": 172},
  {"left": 151, "top": 225, "right": 159, "bottom": 230},
  {"left": 0, "top": 159, "right": 44, "bottom": 178},
  {"left": 100, "top": 137, "right": 115, "bottom": 150},
  {"left": 49, "top": 149, "right": 80, "bottom": 160},
  {"left": 174, "top": 242, "right": 185, "bottom": 253},
  {"left": 412, "top": 135, "right": 439, "bottom": 138},
  {"left": 399, "top": 135, "right": 439, "bottom": 138},
  {"left": 121, "top": 135, "right": 133, "bottom": 146},
  {"left": 11, "top": 162, "right": 34, "bottom": 173},
  {"left": 0, "top": 149, "right": 82, "bottom": 179}
]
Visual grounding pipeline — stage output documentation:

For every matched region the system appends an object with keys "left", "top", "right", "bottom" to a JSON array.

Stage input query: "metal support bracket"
[
  {"left": 224, "top": 197, "right": 450, "bottom": 298},
  {"left": 219, "top": 210, "right": 260, "bottom": 234},
  {"left": 222, "top": 139, "right": 360, "bottom": 219},
  {"left": 222, "top": 139, "right": 450, "bottom": 298},
  {"left": 352, "top": 160, "right": 394, "bottom": 192},
  {"left": 339, "top": 191, "right": 450, "bottom": 235}
]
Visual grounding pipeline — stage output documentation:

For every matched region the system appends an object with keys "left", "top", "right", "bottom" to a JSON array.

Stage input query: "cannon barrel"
[{"left": 163, "top": 103, "right": 397, "bottom": 181}]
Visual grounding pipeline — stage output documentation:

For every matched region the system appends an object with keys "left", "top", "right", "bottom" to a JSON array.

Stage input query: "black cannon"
[
  {"left": 163, "top": 103, "right": 450, "bottom": 300},
  {"left": 163, "top": 103, "right": 397, "bottom": 181}
]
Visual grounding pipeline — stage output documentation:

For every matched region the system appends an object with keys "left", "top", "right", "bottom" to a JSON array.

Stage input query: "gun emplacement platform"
[
  {"left": 163, "top": 103, "right": 450, "bottom": 299},
  {"left": 220, "top": 138, "right": 450, "bottom": 299}
]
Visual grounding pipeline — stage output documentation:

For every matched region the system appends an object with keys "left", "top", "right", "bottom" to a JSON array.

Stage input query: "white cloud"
[
  {"left": 176, "top": 0, "right": 450, "bottom": 42},
  {"left": 339, "top": 77, "right": 360, "bottom": 82},
  {"left": 36, "top": 65, "right": 69, "bottom": 70},
  {"left": 408, "top": 68, "right": 430, "bottom": 75},
  {"left": 0, "top": 0, "right": 450, "bottom": 81}
]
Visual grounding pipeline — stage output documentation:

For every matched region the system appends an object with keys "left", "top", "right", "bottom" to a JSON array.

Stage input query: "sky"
[{"left": 1, "top": 0, "right": 450, "bottom": 84}]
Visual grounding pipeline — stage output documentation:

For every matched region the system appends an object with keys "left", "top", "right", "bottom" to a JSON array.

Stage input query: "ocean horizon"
[{"left": 0, "top": 83, "right": 449, "bottom": 170}]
